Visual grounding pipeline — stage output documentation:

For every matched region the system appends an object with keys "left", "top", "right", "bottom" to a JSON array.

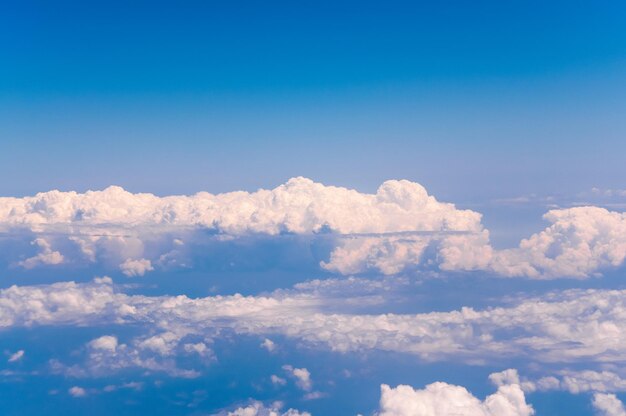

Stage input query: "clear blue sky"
[{"left": 1, "top": 0, "right": 625, "bottom": 200}]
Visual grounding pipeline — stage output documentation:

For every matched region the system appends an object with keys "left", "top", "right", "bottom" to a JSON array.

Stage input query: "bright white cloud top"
[
  {"left": 0, "top": 178, "right": 480, "bottom": 234},
  {"left": 593, "top": 393, "right": 626, "bottom": 416},
  {"left": 378, "top": 376, "right": 534, "bottom": 416},
  {"left": 1, "top": 178, "right": 626, "bottom": 279}
]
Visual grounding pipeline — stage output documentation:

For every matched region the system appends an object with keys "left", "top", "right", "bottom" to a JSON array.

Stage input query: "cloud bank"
[
  {"left": 4, "top": 278, "right": 626, "bottom": 372},
  {"left": 1, "top": 179, "right": 626, "bottom": 279},
  {"left": 323, "top": 206, "right": 626, "bottom": 279},
  {"left": 0, "top": 178, "right": 479, "bottom": 234}
]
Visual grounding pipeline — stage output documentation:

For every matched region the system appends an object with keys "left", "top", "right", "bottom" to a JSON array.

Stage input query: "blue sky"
[
  {"left": 2, "top": 0, "right": 626, "bottom": 199},
  {"left": 2, "top": 2, "right": 626, "bottom": 416}
]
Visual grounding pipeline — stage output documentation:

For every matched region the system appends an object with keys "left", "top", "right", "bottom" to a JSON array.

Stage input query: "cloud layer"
[
  {"left": 1, "top": 179, "right": 626, "bottom": 279},
  {"left": 0, "top": 178, "right": 480, "bottom": 234},
  {"left": 323, "top": 206, "right": 626, "bottom": 279},
  {"left": 4, "top": 278, "right": 626, "bottom": 370}
]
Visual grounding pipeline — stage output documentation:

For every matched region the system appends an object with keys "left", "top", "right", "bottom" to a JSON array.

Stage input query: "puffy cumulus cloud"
[
  {"left": 7, "top": 280, "right": 626, "bottom": 368},
  {"left": 593, "top": 393, "right": 626, "bottom": 416},
  {"left": 261, "top": 338, "right": 276, "bottom": 352},
  {"left": 2, "top": 179, "right": 626, "bottom": 279},
  {"left": 138, "top": 331, "right": 184, "bottom": 356},
  {"left": 0, "top": 277, "right": 132, "bottom": 328},
  {"left": 321, "top": 232, "right": 492, "bottom": 275},
  {"left": 0, "top": 178, "right": 481, "bottom": 235},
  {"left": 119, "top": 258, "right": 153, "bottom": 277},
  {"left": 282, "top": 365, "right": 312, "bottom": 391},
  {"left": 377, "top": 373, "right": 534, "bottom": 416},
  {"left": 0, "top": 178, "right": 487, "bottom": 275},
  {"left": 17, "top": 238, "right": 64, "bottom": 269},
  {"left": 490, "top": 207, "right": 626, "bottom": 279},
  {"left": 488, "top": 369, "right": 536, "bottom": 393},
  {"left": 68, "top": 386, "right": 86, "bottom": 397},
  {"left": 52, "top": 331, "right": 205, "bottom": 378},
  {"left": 325, "top": 206, "right": 626, "bottom": 279},
  {"left": 322, "top": 236, "right": 432, "bottom": 275},
  {"left": 183, "top": 342, "right": 213, "bottom": 358},
  {"left": 89, "top": 335, "right": 118, "bottom": 352},
  {"left": 222, "top": 401, "right": 310, "bottom": 416}
]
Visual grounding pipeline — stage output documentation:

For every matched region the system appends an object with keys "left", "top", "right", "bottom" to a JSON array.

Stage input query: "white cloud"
[
  {"left": 89, "top": 335, "right": 118, "bottom": 352},
  {"left": 137, "top": 332, "right": 180, "bottom": 356},
  {"left": 2, "top": 179, "right": 626, "bottom": 279},
  {"left": 261, "top": 338, "right": 276, "bottom": 352},
  {"left": 489, "top": 369, "right": 540, "bottom": 394},
  {"left": 7, "top": 350, "right": 24, "bottom": 363},
  {"left": 0, "top": 277, "right": 128, "bottom": 328},
  {"left": 489, "top": 369, "right": 522, "bottom": 387},
  {"left": 49, "top": 328, "right": 205, "bottom": 378},
  {"left": 490, "top": 207, "right": 626, "bottom": 278},
  {"left": 322, "top": 236, "right": 433, "bottom": 275},
  {"left": 378, "top": 375, "right": 534, "bottom": 416},
  {"left": 324, "top": 206, "right": 626, "bottom": 279},
  {"left": 17, "top": 238, "right": 64, "bottom": 269},
  {"left": 529, "top": 370, "right": 626, "bottom": 394},
  {"left": 119, "top": 258, "right": 153, "bottom": 277},
  {"left": 271, "top": 375, "right": 287, "bottom": 386},
  {"left": 0, "top": 178, "right": 487, "bottom": 276},
  {"left": 183, "top": 342, "right": 212, "bottom": 358},
  {"left": 68, "top": 386, "right": 86, "bottom": 397},
  {"left": 7, "top": 279, "right": 626, "bottom": 371},
  {"left": 282, "top": 365, "right": 312, "bottom": 391},
  {"left": 223, "top": 401, "right": 310, "bottom": 416},
  {"left": 593, "top": 393, "right": 626, "bottom": 416},
  {"left": 0, "top": 178, "right": 481, "bottom": 235},
  {"left": 321, "top": 232, "right": 493, "bottom": 275}
]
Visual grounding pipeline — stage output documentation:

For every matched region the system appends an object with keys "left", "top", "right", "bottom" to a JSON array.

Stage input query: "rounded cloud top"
[
  {"left": 2, "top": 179, "right": 626, "bottom": 279},
  {"left": 0, "top": 177, "right": 483, "bottom": 235}
]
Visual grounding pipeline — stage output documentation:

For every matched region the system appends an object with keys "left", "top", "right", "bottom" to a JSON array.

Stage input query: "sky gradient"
[
  {"left": 2, "top": 2, "right": 626, "bottom": 416},
  {"left": 2, "top": 0, "right": 626, "bottom": 199}
]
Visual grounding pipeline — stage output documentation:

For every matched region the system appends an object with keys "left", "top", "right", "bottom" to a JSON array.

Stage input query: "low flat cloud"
[
  {"left": 4, "top": 278, "right": 626, "bottom": 371},
  {"left": 219, "top": 401, "right": 310, "bottom": 416}
]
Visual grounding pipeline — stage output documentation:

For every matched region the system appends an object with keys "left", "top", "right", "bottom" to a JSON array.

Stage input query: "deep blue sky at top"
[{"left": 1, "top": 0, "right": 625, "bottom": 200}]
